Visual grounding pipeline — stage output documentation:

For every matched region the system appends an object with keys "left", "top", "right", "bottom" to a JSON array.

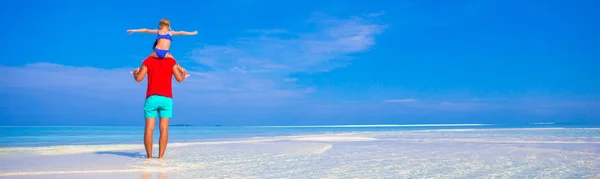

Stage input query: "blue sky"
[{"left": 1, "top": 0, "right": 599, "bottom": 126}]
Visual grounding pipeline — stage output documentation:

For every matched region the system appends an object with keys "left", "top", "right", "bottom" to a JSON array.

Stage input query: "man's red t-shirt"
[{"left": 142, "top": 57, "right": 177, "bottom": 99}]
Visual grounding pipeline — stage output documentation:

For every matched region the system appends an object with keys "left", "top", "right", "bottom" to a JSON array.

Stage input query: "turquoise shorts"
[{"left": 144, "top": 95, "right": 173, "bottom": 118}]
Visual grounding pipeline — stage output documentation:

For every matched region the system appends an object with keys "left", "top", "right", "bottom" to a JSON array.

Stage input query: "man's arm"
[
  {"left": 132, "top": 65, "right": 148, "bottom": 82},
  {"left": 172, "top": 64, "right": 187, "bottom": 83},
  {"left": 127, "top": 28, "right": 159, "bottom": 34},
  {"left": 171, "top": 30, "right": 198, "bottom": 36}
]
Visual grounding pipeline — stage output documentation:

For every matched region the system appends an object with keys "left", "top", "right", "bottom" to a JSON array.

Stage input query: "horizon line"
[
  {"left": 0, "top": 122, "right": 592, "bottom": 128},
  {"left": 0, "top": 123, "right": 493, "bottom": 127},
  {"left": 251, "top": 124, "right": 493, "bottom": 128}
]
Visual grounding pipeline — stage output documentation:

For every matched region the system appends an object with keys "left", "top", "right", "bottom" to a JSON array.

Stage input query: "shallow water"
[{"left": 1, "top": 126, "right": 599, "bottom": 178}]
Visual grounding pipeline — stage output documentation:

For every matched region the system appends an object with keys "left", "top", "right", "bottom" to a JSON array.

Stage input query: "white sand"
[{"left": 1, "top": 129, "right": 599, "bottom": 178}]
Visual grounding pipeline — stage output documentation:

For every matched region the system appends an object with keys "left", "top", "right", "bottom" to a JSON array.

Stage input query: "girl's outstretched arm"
[
  {"left": 127, "top": 28, "right": 159, "bottom": 34},
  {"left": 171, "top": 30, "right": 198, "bottom": 36}
]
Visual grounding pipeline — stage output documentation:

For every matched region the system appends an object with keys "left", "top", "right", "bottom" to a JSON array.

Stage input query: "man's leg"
[
  {"left": 157, "top": 96, "right": 173, "bottom": 159},
  {"left": 158, "top": 117, "right": 170, "bottom": 159},
  {"left": 144, "top": 118, "right": 156, "bottom": 158},
  {"left": 143, "top": 96, "right": 160, "bottom": 159}
]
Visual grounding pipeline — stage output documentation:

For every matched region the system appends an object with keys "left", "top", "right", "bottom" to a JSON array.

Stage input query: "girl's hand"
[{"left": 127, "top": 30, "right": 135, "bottom": 34}]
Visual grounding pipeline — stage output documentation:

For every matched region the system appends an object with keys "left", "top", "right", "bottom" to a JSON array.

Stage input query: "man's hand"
[
  {"left": 130, "top": 65, "right": 148, "bottom": 82},
  {"left": 177, "top": 65, "right": 190, "bottom": 78},
  {"left": 131, "top": 68, "right": 139, "bottom": 77}
]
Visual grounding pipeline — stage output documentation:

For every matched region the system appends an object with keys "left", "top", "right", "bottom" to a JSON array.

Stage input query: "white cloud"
[
  {"left": 1, "top": 13, "right": 386, "bottom": 107},
  {"left": 433, "top": 101, "right": 489, "bottom": 111},
  {"left": 0, "top": 63, "right": 136, "bottom": 90},
  {"left": 176, "top": 13, "right": 386, "bottom": 104},
  {"left": 384, "top": 99, "right": 417, "bottom": 103},
  {"left": 191, "top": 14, "right": 385, "bottom": 73},
  {"left": 246, "top": 29, "right": 290, "bottom": 34}
]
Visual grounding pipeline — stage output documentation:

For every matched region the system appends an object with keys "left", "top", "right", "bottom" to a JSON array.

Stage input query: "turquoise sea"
[{"left": 1, "top": 124, "right": 599, "bottom": 178}]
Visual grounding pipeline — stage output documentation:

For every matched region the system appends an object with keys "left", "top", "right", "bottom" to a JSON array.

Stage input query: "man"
[{"left": 131, "top": 56, "right": 188, "bottom": 159}]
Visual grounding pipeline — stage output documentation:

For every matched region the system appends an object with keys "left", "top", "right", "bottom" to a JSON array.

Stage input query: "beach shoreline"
[{"left": 2, "top": 126, "right": 600, "bottom": 178}]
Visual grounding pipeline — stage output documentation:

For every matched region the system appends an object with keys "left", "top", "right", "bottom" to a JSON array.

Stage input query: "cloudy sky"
[{"left": 1, "top": 0, "right": 599, "bottom": 126}]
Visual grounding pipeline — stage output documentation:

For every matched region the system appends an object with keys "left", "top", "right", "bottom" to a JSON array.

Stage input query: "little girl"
[{"left": 127, "top": 18, "right": 196, "bottom": 76}]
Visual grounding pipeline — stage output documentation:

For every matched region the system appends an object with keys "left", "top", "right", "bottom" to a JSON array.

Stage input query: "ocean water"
[{"left": 1, "top": 124, "right": 599, "bottom": 178}]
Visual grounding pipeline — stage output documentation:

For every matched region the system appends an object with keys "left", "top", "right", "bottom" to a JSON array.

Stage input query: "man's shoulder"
[
  {"left": 142, "top": 57, "right": 177, "bottom": 66},
  {"left": 142, "top": 57, "right": 157, "bottom": 66},
  {"left": 164, "top": 58, "right": 177, "bottom": 64},
  {"left": 162, "top": 58, "right": 178, "bottom": 67}
]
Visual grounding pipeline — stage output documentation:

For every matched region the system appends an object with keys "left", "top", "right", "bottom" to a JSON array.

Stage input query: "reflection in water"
[
  {"left": 141, "top": 172, "right": 167, "bottom": 179},
  {"left": 141, "top": 158, "right": 169, "bottom": 179}
]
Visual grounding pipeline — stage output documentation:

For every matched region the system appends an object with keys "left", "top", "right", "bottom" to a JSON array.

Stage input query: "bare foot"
[{"left": 141, "top": 172, "right": 151, "bottom": 179}]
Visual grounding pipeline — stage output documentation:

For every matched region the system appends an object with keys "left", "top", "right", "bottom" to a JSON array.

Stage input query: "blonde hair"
[{"left": 158, "top": 18, "right": 170, "bottom": 29}]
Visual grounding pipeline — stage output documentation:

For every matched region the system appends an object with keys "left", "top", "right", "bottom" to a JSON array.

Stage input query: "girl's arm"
[
  {"left": 127, "top": 28, "right": 159, "bottom": 34},
  {"left": 171, "top": 30, "right": 198, "bottom": 36}
]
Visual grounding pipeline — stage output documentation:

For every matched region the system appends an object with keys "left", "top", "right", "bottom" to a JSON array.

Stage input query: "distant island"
[{"left": 169, "top": 124, "right": 193, "bottom": 127}]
